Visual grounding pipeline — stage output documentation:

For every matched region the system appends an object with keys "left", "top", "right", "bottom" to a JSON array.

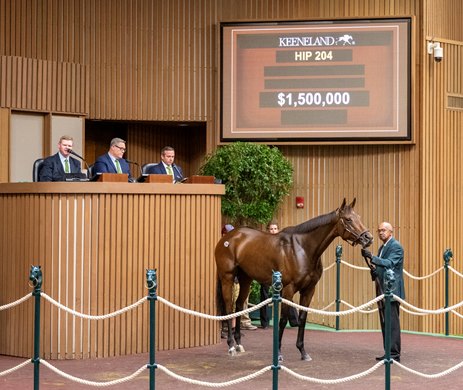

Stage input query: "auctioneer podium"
[{"left": 0, "top": 180, "right": 224, "bottom": 359}]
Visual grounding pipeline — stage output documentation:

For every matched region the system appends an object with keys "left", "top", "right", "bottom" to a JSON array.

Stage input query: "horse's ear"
[
  {"left": 349, "top": 198, "right": 356, "bottom": 208},
  {"left": 340, "top": 198, "right": 347, "bottom": 209}
]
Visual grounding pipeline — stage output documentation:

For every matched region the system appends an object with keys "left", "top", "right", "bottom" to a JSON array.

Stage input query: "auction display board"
[{"left": 220, "top": 18, "right": 411, "bottom": 142}]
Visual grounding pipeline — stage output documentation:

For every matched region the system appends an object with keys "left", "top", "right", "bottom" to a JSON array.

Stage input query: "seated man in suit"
[
  {"left": 93, "top": 138, "right": 133, "bottom": 182},
  {"left": 39, "top": 135, "right": 83, "bottom": 182},
  {"left": 146, "top": 146, "right": 184, "bottom": 183}
]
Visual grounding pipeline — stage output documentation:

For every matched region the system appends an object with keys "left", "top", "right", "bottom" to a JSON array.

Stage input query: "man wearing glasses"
[{"left": 93, "top": 138, "right": 132, "bottom": 181}]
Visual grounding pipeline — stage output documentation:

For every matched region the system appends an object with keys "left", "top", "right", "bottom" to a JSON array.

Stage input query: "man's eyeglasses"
[{"left": 113, "top": 145, "right": 126, "bottom": 152}]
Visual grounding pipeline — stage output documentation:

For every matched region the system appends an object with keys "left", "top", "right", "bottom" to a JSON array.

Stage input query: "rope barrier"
[
  {"left": 0, "top": 293, "right": 32, "bottom": 311},
  {"left": 394, "top": 359, "right": 463, "bottom": 379},
  {"left": 156, "top": 364, "right": 272, "bottom": 387},
  {"left": 40, "top": 293, "right": 146, "bottom": 320},
  {"left": 394, "top": 295, "right": 463, "bottom": 314},
  {"left": 281, "top": 296, "right": 383, "bottom": 316},
  {"left": 40, "top": 360, "right": 146, "bottom": 387},
  {"left": 280, "top": 361, "right": 384, "bottom": 384},
  {"left": 0, "top": 359, "right": 30, "bottom": 377},
  {"left": 449, "top": 266, "right": 463, "bottom": 279},
  {"left": 157, "top": 296, "right": 272, "bottom": 321}
]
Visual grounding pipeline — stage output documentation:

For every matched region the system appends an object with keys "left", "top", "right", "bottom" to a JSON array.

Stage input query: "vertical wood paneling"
[{"left": 0, "top": 185, "right": 222, "bottom": 359}]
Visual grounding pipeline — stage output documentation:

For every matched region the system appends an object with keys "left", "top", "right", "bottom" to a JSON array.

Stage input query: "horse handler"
[{"left": 361, "top": 221, "right": 405, "bottom": 362}]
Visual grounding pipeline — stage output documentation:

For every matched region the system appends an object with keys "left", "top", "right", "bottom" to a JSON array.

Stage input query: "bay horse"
[{"left": 215, "top": 198, "right": 373, "bottom": 361}]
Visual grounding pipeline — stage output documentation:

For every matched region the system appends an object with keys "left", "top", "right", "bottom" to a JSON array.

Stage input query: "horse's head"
[{"left": 336, "top": 198, "right": 373, "bottom": 248}]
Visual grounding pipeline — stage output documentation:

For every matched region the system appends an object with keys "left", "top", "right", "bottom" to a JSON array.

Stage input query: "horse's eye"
[{"left": 345, "top": 218, "right": 352, "bottom": 222}]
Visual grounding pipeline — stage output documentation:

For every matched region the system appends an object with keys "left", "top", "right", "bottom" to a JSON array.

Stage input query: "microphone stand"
[
  {"left": 172, "top": 164, "right": 185, "bottom": 183},
  {"left": 67, "top": 149, "right": 91, "bottom": 179},
  {"left": 125, "top": 159, "right": 142, "bottom": 182}
]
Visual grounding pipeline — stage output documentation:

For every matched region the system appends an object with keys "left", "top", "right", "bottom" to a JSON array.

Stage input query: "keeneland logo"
[{"left": 278, "top": 35, "right": 356, "bottom": 47}]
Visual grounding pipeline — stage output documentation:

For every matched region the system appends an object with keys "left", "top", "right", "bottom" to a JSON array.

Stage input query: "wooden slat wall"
[
  {"left": 421, "top": 0, "right": 463, "bottom": 335},
  {"left": 0, "top": 186, "right": 222, "bottom": 359},
  {"left": 0, "top": 55, "right": 88, "bottom": 114},
  {"left": 1, "top": 0, "right": 463, "bottom": 339}
]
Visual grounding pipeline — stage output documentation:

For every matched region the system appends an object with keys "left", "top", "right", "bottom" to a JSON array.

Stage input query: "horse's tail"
[{"left": 216, "top": 273, "right": 226, "bottom": 316}]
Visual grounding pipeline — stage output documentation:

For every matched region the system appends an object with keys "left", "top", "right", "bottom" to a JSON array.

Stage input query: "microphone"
[
  {"left": 125, "top": 159, "right": 142, "bottom": 180},
  {"left": 172, "top": 164, "right": 185, "bottom": 183},
  {"left": 67, "top": 149, "right": 91, "bottom": 178}
]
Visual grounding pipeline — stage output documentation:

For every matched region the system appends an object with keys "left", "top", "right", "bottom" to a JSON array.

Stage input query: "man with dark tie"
[
  {"left": 39, "top": 135, "right": 82, "bottom": 182},
  {"left": 361, "top": 221, "right": 405, "bottom": 362},
  {"left": 146, "top": 146, "right": 184, "bottom": 183},
  {"left": 93, "top": 138, "right": 132, "bottom": 181}
]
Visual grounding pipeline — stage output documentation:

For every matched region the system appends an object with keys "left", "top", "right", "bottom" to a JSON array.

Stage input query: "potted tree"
[{"left": 200, "top": 142, "right": 293, "bottom": 319}]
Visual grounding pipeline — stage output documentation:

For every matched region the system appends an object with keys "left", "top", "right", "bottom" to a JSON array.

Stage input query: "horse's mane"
[{"left": 281, "top": 210, "right": 338, "bottom": 234}]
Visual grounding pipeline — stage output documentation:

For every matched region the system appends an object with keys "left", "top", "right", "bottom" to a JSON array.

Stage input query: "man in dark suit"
[
  {"left": 361, "top": 222, "right": 405, "bottom": 362},
  {"left": 93, "top": 138, "right": 132, "bottom": 181},
  {"left": 146, "top": 146, "right": 184, "bottom": 183},
  {"left": 39, "top": 135, "right": 82, "bottom": 182}
]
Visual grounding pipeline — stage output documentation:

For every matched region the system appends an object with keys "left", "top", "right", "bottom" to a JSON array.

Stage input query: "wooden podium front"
[
  {"left": 186, "top": 175, "right": 215, "bottom": 184},
  {"left": 96, "top": 173, "right": 129, "bottom": 182},
  {"left": 0, "top": 182, "right": 224, "bottom": 359},
  {"left": 144, "top": 174, "right": 172, "bottom": 183}
]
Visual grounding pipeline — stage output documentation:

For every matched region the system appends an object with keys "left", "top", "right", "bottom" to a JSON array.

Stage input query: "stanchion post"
[
  {"left": 383, "top": 269, "right": 395, "bottom": 390},
  {"left": 443, "top": 248, "right": 453, "bottom": 336},
  {"left": 146, "top": 269, "right": 158, "bottom": 390},
  {"left": 335, "top": 245, "right": 342, "bottom": 331},
  {"left": 271, "top": 271, "right": 282, "bottom": 390},
  {"left": 30, "top": 265, "right": 43, "bottom": 390}
]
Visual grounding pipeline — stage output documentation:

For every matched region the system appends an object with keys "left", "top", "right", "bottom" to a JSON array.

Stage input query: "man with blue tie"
[
  {"left": 361, "top": 222, "right": 405, "bottom": 363},
  {"left": 39, "top": 135, "right": 82, "bottom": 181},
  {"left": 146, "top": 146, "right": 184, "bottom": 183},
  {"left": 93, "top": 138, "right": 132, "bottom": 181}
]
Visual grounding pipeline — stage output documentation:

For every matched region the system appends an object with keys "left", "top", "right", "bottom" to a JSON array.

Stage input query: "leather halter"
[{"left": 339, "top": 216, "right": 369, "bottom": 246}]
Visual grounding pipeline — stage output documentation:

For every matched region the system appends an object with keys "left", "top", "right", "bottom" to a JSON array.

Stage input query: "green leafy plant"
[{"left": 200, "top": 142, "right": 293, "bottom": 226}]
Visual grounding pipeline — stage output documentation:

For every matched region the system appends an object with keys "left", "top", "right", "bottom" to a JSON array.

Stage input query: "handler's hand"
[
  {"left": 370, "top": 268, "right": 378, "bottom": 281},
  {"left": 361, "top": 248, "right": 373, "bottom": 260}
]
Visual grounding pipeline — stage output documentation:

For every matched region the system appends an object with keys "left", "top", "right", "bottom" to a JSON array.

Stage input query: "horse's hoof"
[
  {"left": 278, "top": 354, "right": 284, "bottom": 362},
  {"left": 301, "top": 353, "right": 312, "bottom": 361},
  {"left": 236, "top": 344, "right": 245, "bottom": 353},
  {"left": 228, "top": 347, "right": 237, "bottom": 356}
]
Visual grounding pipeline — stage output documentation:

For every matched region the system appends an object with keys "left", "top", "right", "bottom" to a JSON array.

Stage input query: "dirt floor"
[{"left": 1, "top": 325, "right": 463, "bottom": 390}]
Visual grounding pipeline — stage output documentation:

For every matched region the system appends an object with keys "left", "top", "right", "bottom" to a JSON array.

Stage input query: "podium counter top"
[{"left": 0, "top": 182, "right": 225, "bottom": 195}]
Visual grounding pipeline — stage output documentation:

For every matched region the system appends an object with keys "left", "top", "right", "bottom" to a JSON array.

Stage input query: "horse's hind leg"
[
  {"left": 233, "top": 277, "right": 252, "bottom": 353},
  {"left": 220, "top": 276, "right": 238, "bottom": 355}
]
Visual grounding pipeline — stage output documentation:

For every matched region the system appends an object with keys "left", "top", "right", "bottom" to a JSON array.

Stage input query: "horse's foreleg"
[
  {"left": 296, "top": 288, "right": 316, "bottom": 361},
  {"left": 277, "top": 304, "right": 290, "bottom": 362},
  {"left": 296, "top": 310, "right": 311, "bottom": 361}
]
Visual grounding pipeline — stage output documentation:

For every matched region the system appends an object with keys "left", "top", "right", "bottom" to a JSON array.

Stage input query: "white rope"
[
  {"left": 0, "top": 359, "right": 30, "bottom": 377},
  {"left": 394, "top": 295, "right": 463, "bottom": 314},
  {"left": 341, "top": 260, "right": 370, "bottom": 271},
  {"left": 323, "top": 262, "right": 336, "bottom": 271},
  {"left": 394, "top": 359, "right": 463, "bottom": 378},
  {"left": 451, "top": 310, "right": 463, "bottom": 319},
  {"left": 404, "top": 266, "right": 443, "bottom": 280},
  {"left": 319, "top": 301, "right": 336, "bottom": 311},
  {"left": 0, "top": 293, "right": 32, "bottom": 311},
  {"left": 41, "top": 293, "right": 146, "bottom": 320},
  {"left": 281, "top": 296, "right": 383, "bottom": 316},
  {"left": 41, "top": 359, "right": 146, "bottom": 387},
  {"left": 157, "top": 296, "right": 272, "bottom": 321},
  {"left": 156, "top": 363, "right": 272, "bottom": 387},
  {"left": 280, "top": 361, "right": 384, "bottom": 384},
  {"left": 340, "top": 300, "right": 378, "bottom": 314},
  {"left": 399, "top": 305, "right": 428, "bottom": 316},
  {"left": 449, "top": 266, "right": 463, "bottom": 279}
]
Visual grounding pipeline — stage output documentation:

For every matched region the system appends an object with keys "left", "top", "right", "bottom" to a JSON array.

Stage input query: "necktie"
[
  {"left": 166, "top": 165, "right": 173, "bottom": 176},
  {"left": 64, "top": 159, "right": 70, "bottom": 173},
  {"left": 115, "top": 159, "right": 122, "bottom": 173}
]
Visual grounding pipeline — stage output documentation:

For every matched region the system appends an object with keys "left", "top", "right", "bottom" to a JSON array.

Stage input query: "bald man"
[{"left": 361, "top": 222, "right": 405, "bottom": 362}]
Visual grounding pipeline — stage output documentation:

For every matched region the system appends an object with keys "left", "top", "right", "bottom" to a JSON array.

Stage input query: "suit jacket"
[
  {"left": 371, "top": 237, "right": 405, "bottom": 300},
  {"left": 93, "top": 153, "right": 132, "bottom": 181},
  {"left": 146, "top": 163, "right": 184, "bottom": 182},
  {"left": 38, "top": 153, "right": 81, "bottom": 182}
]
